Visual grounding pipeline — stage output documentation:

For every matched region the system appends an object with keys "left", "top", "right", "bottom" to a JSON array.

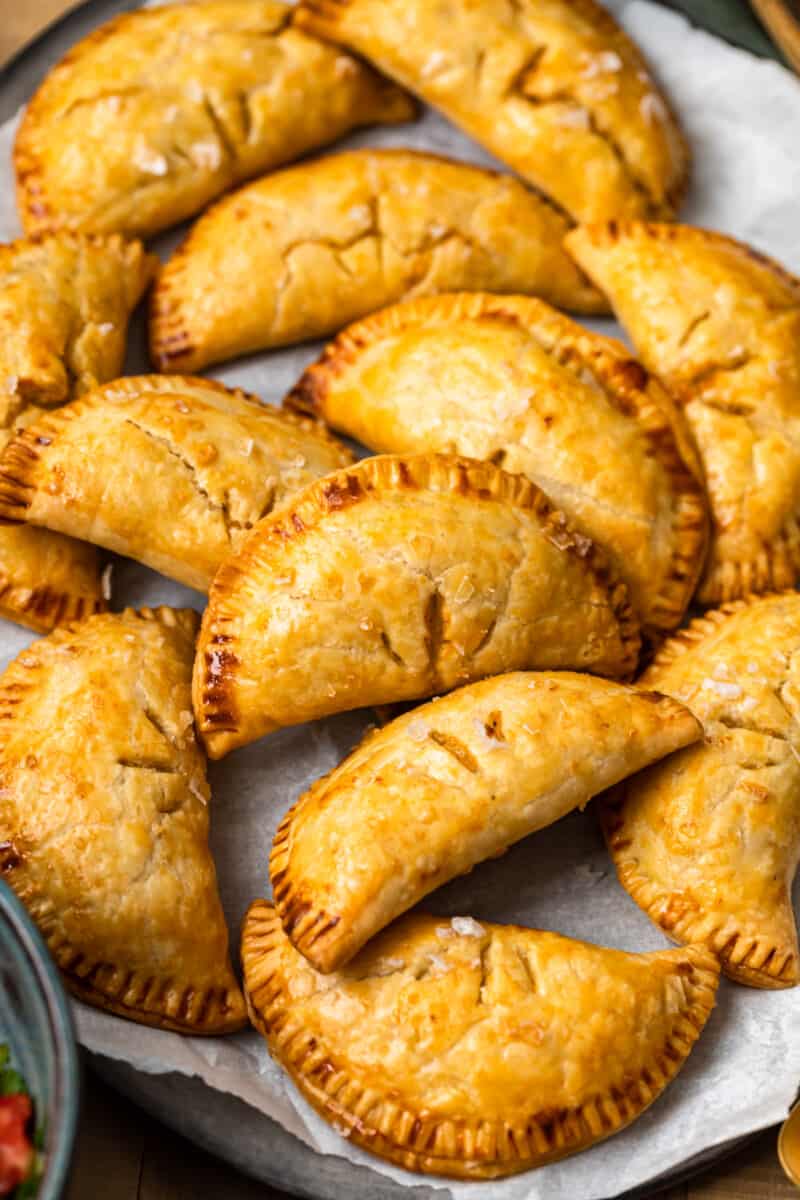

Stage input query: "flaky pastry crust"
[
  {"left": 15, "top": 0, "right": 414, "bottom": 239},
  {"left": 150, "top": 149, "right": 607, "bottom": 371},
  {"left": 0, "top": 231, "right": 156, "bottom": 630},
  {"left": 242, "top": 901, "right": 719, "bottom": 1178},
  {"left": 0, "top": 608, "right": 246, "bottom": 1031},
  {"left": 194, "top": 453, "right": 641, "bottom": 758},
  {"left": 271, "top": 671, "right": 701, "bottom": 972},
  {"left": 286, "top": 292, "right": 708, "bottom": 638},
  {"left": 295, "top": 0, "right": 688, "bottom": 224},
  {"left": 0, "top": 375, "right": 353, "bottom": 593},
  {"left": 601, "top": 591, "right": 800, "bottom": 988},
  {"left": 567, "top": 221, "right": 800, "bottom": 603}
]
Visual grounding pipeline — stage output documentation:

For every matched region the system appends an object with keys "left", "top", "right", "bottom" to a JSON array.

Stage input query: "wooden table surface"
[{"left": 2, "top": 5, "right": 798, "bottom": 1198}]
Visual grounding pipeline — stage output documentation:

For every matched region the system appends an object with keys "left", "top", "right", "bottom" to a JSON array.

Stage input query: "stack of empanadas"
[{"left": 0, "top": 0, "right": 798, "bottom": 1183}]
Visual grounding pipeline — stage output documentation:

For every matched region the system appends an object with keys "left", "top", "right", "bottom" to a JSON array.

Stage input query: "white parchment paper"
[{"left": 1, "top": 3, "right": 800, "bottom": 1196}]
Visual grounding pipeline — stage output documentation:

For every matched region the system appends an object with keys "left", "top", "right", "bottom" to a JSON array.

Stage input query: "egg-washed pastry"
[
  {"left": 0, "top": 376, "right": 354, "bottom": 593},
  {"left": 0, "top": 608, "right": 246, "bottom": 1032},
  {"left": 195, "top": 454, "right": 641, "bottom": 757},
  {"left": 602, "top": 591, "right": 800, "bottom": 988},
  {"left": 272, "top": 672, "right": 701, "bottom": 973},
  {"left": 150, "top": 149, "right": 608, "bottom": 372},
  {"left": 242, "top": 901, "right": 719, "bottom": 1178},
  {"left": 14, "top": 0, "right": 414, "bottom": 240},
  {"left": 567, "top": 222, "right": 800, "bottom": 604},
  {"left": 295, "top": 0, "right": 688, "bottom": 225},
  {"left": 287, "top": 292, "right": 708, "bottom": 638},
  {"left": 0, "top": 232, "right": 156, "bottom": 630}
]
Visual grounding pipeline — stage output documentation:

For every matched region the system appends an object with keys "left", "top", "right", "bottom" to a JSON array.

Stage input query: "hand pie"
[
  {"left": 0, "top": 232, "right": 156, "bottom": 630},
  {"left": 287, "top": 292, "right": 708, "bottom": 638},
  {"left": 14, "top": 0, "right": 414, "bottom": 239},
  {"left": 150, "top": 149, "right": 608, "bottom": 371},
  {"left": 602, "top": 591, "right": 800, "bottom": 988},
  {"left": 194, "top": 454, "right": 641, "bottom": 757},
  {"left": 566, "top": 222, "right": 800, "bottom": 604},
  {"left": 243, "top": 901, "right": 719, "bottom": 1178},
  {"left": 0, "top": 607, "right": 246, "bottom": 1032},
  {"left": 272, "top": 672, "right": 701, "bottom": 973},
  {"left": 0, "top": 375, "right": 354, "bottom": 593},
  {"left": 295, "top": 0, "right": 688, "bottom": 224}
]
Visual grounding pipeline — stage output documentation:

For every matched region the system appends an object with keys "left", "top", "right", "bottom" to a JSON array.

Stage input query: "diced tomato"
[{"left": 0, "top": 1093, "right": 33, "bottom": 1195}]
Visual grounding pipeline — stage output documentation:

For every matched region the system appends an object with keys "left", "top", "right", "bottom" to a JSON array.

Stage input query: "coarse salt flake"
[
  {"left": 702, "top": 678, "right": 741, "bottom": 699},
  {"left": 406, "top": 718, "right": 430, "bottom": 741},
  {"left": 451, "top": 916, "right": 485, "bottom": 937}
]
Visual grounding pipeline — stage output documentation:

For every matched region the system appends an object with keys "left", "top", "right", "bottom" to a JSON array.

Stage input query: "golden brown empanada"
[
  {"left": 0, "top": 232, "right": 156, "bottom": 630},
  {"left": 150, "top": 149, "right": 608, "bottom": 371},
  {"left": 566, "top": 222, "right": 800, "bottom": 604},
  {"left": 287, "top": 292, "right": 708, "bottom": 638},
  {"left": 0, "top": 607, "right": 246, "bottom": 1032},
  {"left": 194, "top": 453, "right": 640, "bottom": 758},
  {"left": 602, "top": 591, "right": 800, "bottom": 988},
  {"left": 295, "top": 0, "right": 688, "bottom": 224},
  {"left": 243, "top": 901, "right": 719, "bottom": 1178},
  {"left": 271, "top": 672, "right": 701, "bottom": 973},
  {"left": 15, "top": 0, "right": 414, "bottom": 239},
  {"left": 0, "top": 375, "right": 354, "bottom": 593}
]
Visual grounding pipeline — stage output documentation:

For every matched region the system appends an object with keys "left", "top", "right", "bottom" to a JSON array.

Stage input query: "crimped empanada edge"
[
  {"left": 195, "top": 453, "right": 642, "bottom": 756},
  {"left": 242, "top": 900, "right": 719, "bottom": 1179},
  {"left": 0, "top": 563, "right": 106, "bottom": 634},
  {"left": 601, "top": 789, "right": 799, "bottom": 989},
  {"left": 285, "top": 292, "right": 708, "bottom": 636},
  {"left": 0, "top": 606, "right": 247, "bottom": 1032}
]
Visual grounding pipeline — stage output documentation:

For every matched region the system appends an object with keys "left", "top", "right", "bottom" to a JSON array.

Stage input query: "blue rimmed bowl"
[{"left": 0, "top": 880, "right": 80, "bottom": 1198}]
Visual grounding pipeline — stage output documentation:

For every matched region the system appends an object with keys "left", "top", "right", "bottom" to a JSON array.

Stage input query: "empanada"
[
  {"left": 287, "top": 292, "right": 708, "bottom": 638},
  {"left": 0, "top": 232, "right": 156, "bottom": 630},
  {"left": 567, "top": 222, "right": 800, "bottom": 603},
  {"left": 272, "top": 672, "right": 701, "bottom": 973},
  {"left": 194, "top": 454, "right": 641, "bottom": 758},
  {"left": 0, "top": 375, "right": 354, "bottom": 593},
  {"left": 0, "top": 607, "right": 246, "bottom": 1032},
  {"left": 150, "top": 149, "right": 607, "bottom": 371},
  {"left": 295, "top": 0, "right": 688, "bottom": 224},
  {"left": 242, "top": 901, "right": 719, "bottom": 1178},
  {"left": 15, "top": 0, "right": 414, "bottom": 239},
  {"left": 602, "top": 591, "right": 800, "bottom": 988}
]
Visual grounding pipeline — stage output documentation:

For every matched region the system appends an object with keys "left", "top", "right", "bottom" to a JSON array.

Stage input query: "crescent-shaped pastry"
[
  {"left": 295, "top": 0, "right": 688, "bottom": 224},
  {"left": 566, "top": 222, "right": 800, "bottom": 604},
  {"left": 271, "top": 672, "right": 701, "bottom": 973},
  {"left": 286, "top": 292, "right": 708, "bottom": 638},
  {"left": 0, "top": 232, "right": 156, "bottom": 630},
  {"left": 0, "top": 607, "right": 247, "bottom": 1032},
  {"left": 601, "top": 591, "right": 800, "bottom": 988},
  {"left": 150, "top": 149, "right": 608, "bottom": 371},
  {"left": 194, "top": 454, "right": 641, "bottom": 758},
  {"left": 242, "top": 901, "right": 719, "bottom": 1179},
  {"left": 14, "top": 0, "right": 414, "bottom": 239},
  {"left": 0, "top": 376, "right": 354, "bottom": 593}
]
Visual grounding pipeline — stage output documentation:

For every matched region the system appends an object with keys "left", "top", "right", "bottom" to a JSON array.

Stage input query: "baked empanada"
[
  {"left": 0, "top": 232, "right": 156, "bottom": 630},
  {"left": 195, "top": 454, "right": 641, "bottom": 757},
  {"left": 272, "top": 672, "right": 701, "bottom": 973},
  {"left": 150, "top": 149, "right": 607, "bottom": 371},
  {"left": 0, "top": 375, "right": 353, "bottom": 593},
  {"left": 0, "top": 607, "right": 246, "bottom": 1032},
  {"left": 287, "top": 293, "right": 708, "bottom": 638},
  {"left": 602, "top": 591, "right": 800, "bottom": 988},
  {"left": 567, "top": 222, "right": 800, "bottom": 604},
  {"left": 295, "top": 0, "right": 688, "bottom": 224},
  {"left": 242, "top": 901, "right": 719, "bottom": 1179},
  {"left": 15, "top": 0, "right": 414, "bottom": 239}
]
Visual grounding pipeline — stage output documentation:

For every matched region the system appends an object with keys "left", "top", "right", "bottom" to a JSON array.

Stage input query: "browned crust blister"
[
  {"left": 0, "top": 607, "right": 247, "bottom": 1033},
  {"left": 195, "top": 454, "right": 642, "bottom": 749},
  {"left": 242, "top": 901, "right": 719, "bottom": 1179},
  {"left": 285, "top": 292, "right": 709, "bottom": 637}
]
